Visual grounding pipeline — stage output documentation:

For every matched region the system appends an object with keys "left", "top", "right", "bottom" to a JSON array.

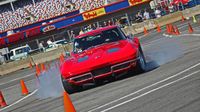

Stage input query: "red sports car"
[{"left": 60, "top": 26, "right": 146, "bottom": 93}]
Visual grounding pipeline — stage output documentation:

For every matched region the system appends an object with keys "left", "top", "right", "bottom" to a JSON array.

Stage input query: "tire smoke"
[
  {"left": 36, "top": 62, "right": 64, "bottom": 99},
  {"left": 142, "top": 37, "right": 184, "bottom": 71}
]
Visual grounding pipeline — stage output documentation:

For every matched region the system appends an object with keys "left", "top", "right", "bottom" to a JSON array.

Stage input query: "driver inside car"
[{"left": 75, "top": 42, "right": 83, "bottom": 53}]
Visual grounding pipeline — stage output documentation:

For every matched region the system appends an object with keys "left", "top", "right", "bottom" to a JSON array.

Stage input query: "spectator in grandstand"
[
  {"left": 143, "top": 10, "right": 150, "bottom": 20},
  {"left": 0, "top": 0, "right": 107, "bottom": 32}
]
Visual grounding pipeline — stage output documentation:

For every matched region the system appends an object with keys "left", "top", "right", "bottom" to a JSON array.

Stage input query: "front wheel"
[
  {"left": 61, "top": 77, "right": 82, "bottom": 94},
  {"left": 136, "top": 45, "right": 146, "bottom": 72}
]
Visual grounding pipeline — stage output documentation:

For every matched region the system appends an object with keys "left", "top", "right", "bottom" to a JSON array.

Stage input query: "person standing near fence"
[
  {"left": 143, "top": 10, "right": 150, "bottom": 20},
  {"left": 154, "top": 8, "right": 161, "bottom": 18},
  {"left": 39, "top": 41, "right": 45, "bottom": 52}
]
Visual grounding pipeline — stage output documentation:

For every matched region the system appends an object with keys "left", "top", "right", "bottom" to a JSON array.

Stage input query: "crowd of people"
[
  {"left": 0, "top": 0, "right": 108, "bottom": 33},
  {"left": 133, "top": 2, "right": 186, "bottom": 23}
]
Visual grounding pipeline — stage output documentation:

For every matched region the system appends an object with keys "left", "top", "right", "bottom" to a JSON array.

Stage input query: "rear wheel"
[{"left": 61, "top": 77, "right": 82, "bottom": 94}]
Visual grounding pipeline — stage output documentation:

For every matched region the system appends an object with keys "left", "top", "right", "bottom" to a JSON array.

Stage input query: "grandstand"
[{"left": 0, "top": 0, "right": 109, "bottom": 33}]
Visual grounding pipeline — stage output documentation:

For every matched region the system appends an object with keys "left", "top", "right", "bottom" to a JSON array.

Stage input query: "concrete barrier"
[
  {"left": 31, "top": 47, "right": 66, "bottom": 64},
  {"left": 0, "top": 46, "right": 68, "bottom": 76},
  {"left": 0, "top": 57, "right": 31, "bottom": 75},
  {"left": 123, "top": 19, "right": 156, "bottom": 35}
]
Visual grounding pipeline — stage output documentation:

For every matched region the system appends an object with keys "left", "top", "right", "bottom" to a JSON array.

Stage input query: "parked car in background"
[
  {"left": 0, "top": 52, "right": 5, "bottom": 64},
  {"left": 45, "top": 39, "right": 68, "bottom": 52},
  {"left": 9, "top": 45, "right": 32, "bottom": 61},
  {"left": 53, "top": 39, "right": 68, "bottom": 46}
]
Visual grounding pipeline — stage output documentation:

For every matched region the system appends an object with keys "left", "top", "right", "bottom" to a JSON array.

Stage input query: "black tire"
[
  {"left": 61, "top": 77, "right": 82, "bottom": 94},
  {"left": 136, "top": 45, "right": 146, "bottom": 73}
]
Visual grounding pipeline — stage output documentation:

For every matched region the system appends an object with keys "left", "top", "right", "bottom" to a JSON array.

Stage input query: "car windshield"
[{"left": 73, "top": 28, "right": 125, "bottom": 53}]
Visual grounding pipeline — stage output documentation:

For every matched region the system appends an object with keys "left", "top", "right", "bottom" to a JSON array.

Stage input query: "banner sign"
[
  {"left": 0, "top": 38, "right": 5, "bottom": 46},
  {"left": 25, "top": 26, "right": 41, "bottom": 37},
  {"left": 7, "top": 32, "right": 22, "bottom": 43},
  {"left": 173, "top": 0, "right": 189, "bottom": 5},
  {"left": 105, "top": 1, "right": 130, "bottom": 13},
  {"left": 82, "top": 8, "right": 106, "bottom": 20},
  {"left": 42, "top": 25, "right": 56, "bottom": 33},
  {"left": 128, "top": 0, "right": 147, "bottom": 6}
]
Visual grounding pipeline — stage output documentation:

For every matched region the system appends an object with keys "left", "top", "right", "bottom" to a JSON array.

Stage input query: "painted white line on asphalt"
[
  {"left": 0, "top": 89, "right": 38, "bottom": 111},
  {"left": 0, "top": 73, "right": 35, "bottom": 86},
  {"left": 88, "top": 62, "right": 200, "bottom": 112},
  {"left": 178, "top": 34, "right": 200, "bottom": 36},
  {"left": 163, "top": 33, "right": 200, "bottom": 38},
  {"left": 102, "top": 70, "right": 200, "bottom": 112}
]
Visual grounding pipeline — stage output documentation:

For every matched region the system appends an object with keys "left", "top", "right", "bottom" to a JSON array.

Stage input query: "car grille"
[
  {"left": 112, "top": 62, "right": 130, "bottom": 71},
  {"left": 92, "top": 66, "right": 111, "bottom": 76},
  {"left": 72, "top": 74, "right": 92, "bottom": 82}
]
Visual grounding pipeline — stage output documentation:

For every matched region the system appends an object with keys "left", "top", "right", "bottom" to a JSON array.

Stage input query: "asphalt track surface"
[{"left": 0, "top": 17, "right": 200, "bottom": 112}]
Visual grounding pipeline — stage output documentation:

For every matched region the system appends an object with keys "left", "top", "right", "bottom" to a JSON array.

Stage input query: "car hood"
[{"left": 61, "top": 39, "right": 138, "bottom": 78}]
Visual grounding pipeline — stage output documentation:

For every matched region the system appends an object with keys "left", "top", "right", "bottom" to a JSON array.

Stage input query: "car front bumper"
[{"left": 64, "top": 57, "right": 139, "bottom": 85}]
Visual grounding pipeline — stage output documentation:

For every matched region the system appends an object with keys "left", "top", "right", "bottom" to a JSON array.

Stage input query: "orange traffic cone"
[
  {"left": 143, "top": 27, "right": 148, "bottom": 35},
  {"left": 166, "top": 24, "right": 170, "bottom": 34},
  {"left": 63, "top": 91, "right": 76, "bottom": 112},
  {"left": 175, "top": 26, "right": 180, "bottom": 35},
  {"left": 40, "top": 63, "right": 46, "bottom": 72},
  {"left": 181, "top": 14, "right": 185, "bottom": 22},
  {"left": 36, "top": 64, "right": 41, "bottom": 77},
  {"left": 171, "top": 25, "right": 176, "bottom": 35},
  {"left": 0, "top": 91, "right": 7, "bottom": 108},
  {"left": 20, "top": 80, "right": 29, "bottom": 95},
  {"left": 188, "top": 23, "right": 193, "bottom": 33},
  {"left": 157, "top": 24, "right": 161, "bottom": 33},
  {"left": 168, "top": 24, "right": 175, "bottom": 34}
]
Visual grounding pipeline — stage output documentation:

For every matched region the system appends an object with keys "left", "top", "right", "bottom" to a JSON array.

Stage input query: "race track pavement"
[{"left": 0, "top": 17, "right": 199, "bottom": 112}]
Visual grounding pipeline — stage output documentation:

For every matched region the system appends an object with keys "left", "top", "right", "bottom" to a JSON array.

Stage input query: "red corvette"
[{"left": 60, "top": 26, "right": 146, "bottom": 93}]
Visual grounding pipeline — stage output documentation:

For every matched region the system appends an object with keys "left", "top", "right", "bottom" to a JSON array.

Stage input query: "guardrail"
[{"left": 0, "top": 5, "right": 199, "bottom": 76}]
